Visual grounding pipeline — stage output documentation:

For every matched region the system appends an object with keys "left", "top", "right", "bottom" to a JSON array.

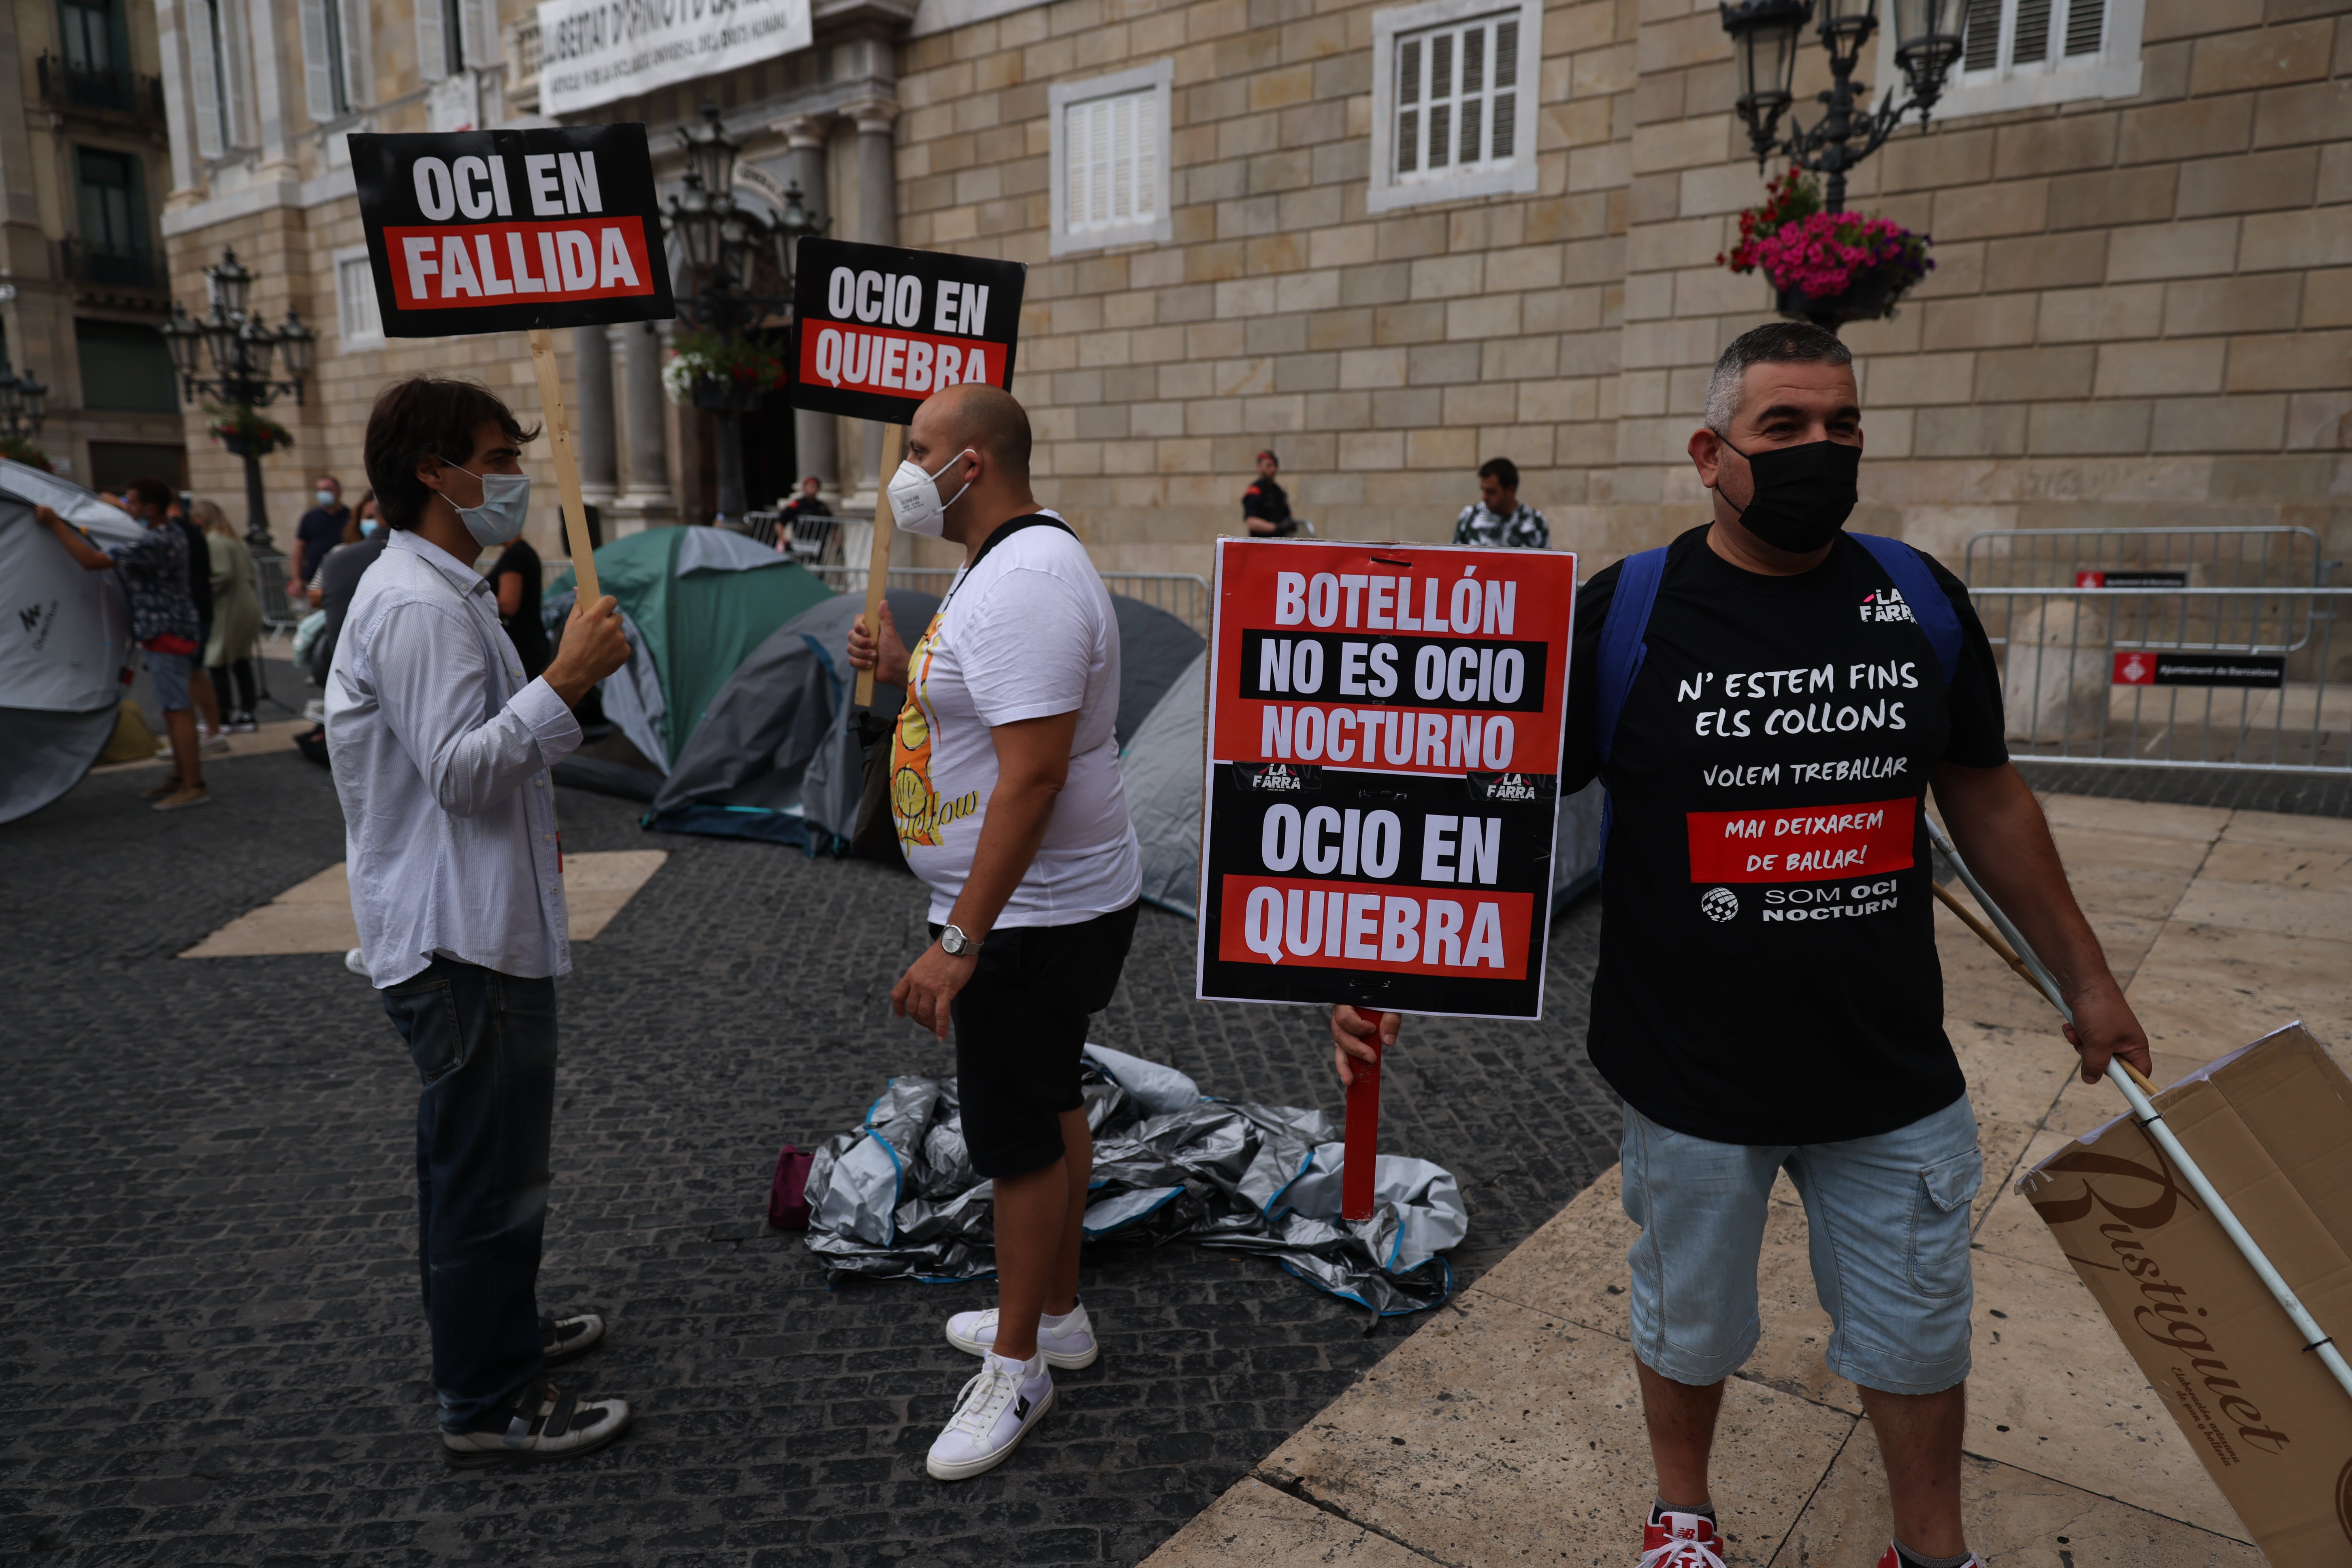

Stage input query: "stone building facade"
[
  {"left": 895, "top": 0, "right": 2352, "bottom": 583},
  {"left": 149, "top": 0, "right": 2349, "bottom": 583},
  {"left": 2, "top": 0, "right": 187, "bottom": 490}
]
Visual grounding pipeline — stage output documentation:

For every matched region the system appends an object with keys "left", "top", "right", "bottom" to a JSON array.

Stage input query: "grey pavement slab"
[{"left": 0, "top": 746, "right": 1621, "bottom": 1567}]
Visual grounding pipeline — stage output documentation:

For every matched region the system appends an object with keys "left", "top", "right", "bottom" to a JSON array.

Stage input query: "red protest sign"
[{"left": 1195, "top": 540, "right": 1579, "bottom": 1020}]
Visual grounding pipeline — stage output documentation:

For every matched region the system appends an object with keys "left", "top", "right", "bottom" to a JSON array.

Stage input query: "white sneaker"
[
  {"left": 925, "top": 1352, "right": 1054, "bottom": 1481},
  {"left": 344, "top": 947, "right": 369, "bottom": 977},
  {"left": 946, "top": 1302, "right": 1099, "bottom": 1369}
]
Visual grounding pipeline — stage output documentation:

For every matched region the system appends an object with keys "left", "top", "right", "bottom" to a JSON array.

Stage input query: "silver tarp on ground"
[{"left": 801, "top": 1044, "right": 1468, "bottom": 1315}]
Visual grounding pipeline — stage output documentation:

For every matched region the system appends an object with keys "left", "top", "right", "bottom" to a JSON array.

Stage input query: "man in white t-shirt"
[{"left": 848, "top": 382, "right": 1142, "bottom": 1482}]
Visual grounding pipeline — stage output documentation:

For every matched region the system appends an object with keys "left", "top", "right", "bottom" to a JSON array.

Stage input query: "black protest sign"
[
  {"left": 790, "top": 238, "right": 1025, "bottom": 425},
  {"left": 1196, "top": 541, "right": 1581, "bottom": 1020},
  {"left": 349, "top": 126, "right": 675, "bottom": 337}
]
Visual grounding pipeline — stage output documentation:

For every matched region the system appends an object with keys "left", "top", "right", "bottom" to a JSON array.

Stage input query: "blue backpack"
[{"left": 1589, "top": 533, "right": 1964, "bottom": 878}]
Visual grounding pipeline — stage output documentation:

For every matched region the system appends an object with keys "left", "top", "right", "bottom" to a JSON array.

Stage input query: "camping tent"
[
  {"left": 635, "top": 586, "right": 1210, "bottom": 844},
  {"left": 0, "top": 461, "right": 141, "bottom": 824},
  {"left": 544, "top": 525, "right": 833, "bottom": 770}
]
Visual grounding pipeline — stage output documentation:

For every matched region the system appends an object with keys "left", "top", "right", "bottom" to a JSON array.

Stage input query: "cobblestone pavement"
[{"left": 0, "top": 750, "right": 1621, "bottom": 1567}]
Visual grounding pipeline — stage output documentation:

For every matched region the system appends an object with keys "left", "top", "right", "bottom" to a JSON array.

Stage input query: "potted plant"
[
  {"left": 1720, "top": 170, "right": 1934, "bottom": 329},
  {"left": 204, "top": 403, "right": 294, "bottom": 457},
  {"left": 663, "top": 330, "right": 789, "bottom": 412}
]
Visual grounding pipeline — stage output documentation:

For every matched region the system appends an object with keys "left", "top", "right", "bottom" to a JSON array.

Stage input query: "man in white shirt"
[
  {"left": 328, "top": 377, "right": 631, "bottom": 1468},
  {"left": 848, "top": 383, "right": 1143, "bottom": 1482}
]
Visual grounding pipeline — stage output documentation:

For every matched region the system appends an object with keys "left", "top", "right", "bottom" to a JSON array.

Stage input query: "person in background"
[
  {"left": 199, "top": 500, "right": 263, "bottom": 732},
  {"left": 157, "top": 486, "right": 229, "bottom": 753},
  {"left": 309, "top": 491, "right": 389, "bottom": 690},
  {"left": 491, "top": 533, "right": 551, "bottom": 681},
  {"left": 291, "top": 474, "right": 350, "bottom": 597},
  {"left": 782, "top": 475, "right": 831, "bottom": 520},
  {"left": 1452, "top": 457, "right": 1550, "bottom": 549},
  {"left": 1241, "top": 450, "right": 1296, "bottom": 537},
  {"left": 330, "top": 375, "right": 633, "bottom": 1467},
  {"left": 35, "top": 477, "right": 211, "bottom": 809}
]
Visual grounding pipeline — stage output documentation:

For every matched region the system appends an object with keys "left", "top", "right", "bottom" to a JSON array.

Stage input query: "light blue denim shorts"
[
  {"left": 1619, "top": 1094, "right": 1981, "bottom": 1396},
  {"left": 146, "top": 648, "right": 194, "bottom": 713}
]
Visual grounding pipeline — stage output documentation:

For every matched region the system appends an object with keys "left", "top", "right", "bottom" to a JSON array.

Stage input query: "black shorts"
[{"left": 937, "top": 902, "right": 1139, "bottom": 1178}]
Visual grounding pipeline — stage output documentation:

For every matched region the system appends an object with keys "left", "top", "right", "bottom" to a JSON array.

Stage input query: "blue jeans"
[
  {"left": 1619, "top": 1094, "right": 1981, "bottom": 1396},
  {"left": 381, "top": 958, "right": 556, "bottom": 1432}
]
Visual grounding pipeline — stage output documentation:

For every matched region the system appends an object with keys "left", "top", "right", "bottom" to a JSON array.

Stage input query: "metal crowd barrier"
[
  {"left": 1971, "top": 584, "right": 2351, "bottom": 773},
  {"left": 807, "top": 564, "right": 1213, "bottom": 635},
  {"left": 1964, "top": 524, "right": 2329, "bottom": 592}
]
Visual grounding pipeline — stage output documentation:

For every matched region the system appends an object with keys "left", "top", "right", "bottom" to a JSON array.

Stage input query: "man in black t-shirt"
[
  {"left": 1241, "top": 450, "right": 1295, "bottom": 537},
  {"left": 291, "top": 475, "right": 351, "bottom": 595},
  {"left": 1332, "top": 323, "right": 2148, "bottom": 1568}
]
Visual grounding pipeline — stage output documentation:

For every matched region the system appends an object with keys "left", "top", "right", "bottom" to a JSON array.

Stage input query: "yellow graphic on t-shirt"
[{"left": 891, "top": 609, "right": 979, "bottom": 848}]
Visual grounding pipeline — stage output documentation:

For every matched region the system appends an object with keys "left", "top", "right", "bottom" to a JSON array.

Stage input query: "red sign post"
[{"left": 1195, "top": 539, "right": 1579, "bottom": 1217}]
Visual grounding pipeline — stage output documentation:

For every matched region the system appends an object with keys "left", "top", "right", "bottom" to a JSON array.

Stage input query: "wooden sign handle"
[
  {"left": 852, "top": 422, "right": 906, "bottom": 709},
  {"left": 1343, "top": 1010, "right": 1385, "bottom": 1222},
  {"left": 528, "top": 326, "right": 601, "bottom": 607}
]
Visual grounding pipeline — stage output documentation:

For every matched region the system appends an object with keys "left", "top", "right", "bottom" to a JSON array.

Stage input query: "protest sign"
[
  {"left": 349, "top": 126, "right": 675, "bottom": 339},
  {"left": 1195, "top": 540, "right": 1579, "bottom": 1021},
  {"left": 788, "top": 238, "right": 1025, "bottom": 427},
  {"left": 786, "top": 238, "right": 1026, "bottom": 703},
  {"left": 1195, "top": 540, "right": 1577, "bottom": 1216},
  {"left": 350, "top": 126, "right": 678, "bottom": 602}
]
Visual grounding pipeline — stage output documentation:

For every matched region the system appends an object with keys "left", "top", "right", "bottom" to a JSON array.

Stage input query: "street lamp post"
[
  {"left": 0, "top": 358, "right": 49, "bottom": 445},
  {"left": 664, "top": 105, "right": 826, "bottom": 526},
  {"left": 159, "top": 247, "right": 315, "bottom": 550},
  {"left": 1720, "top": 0, "right": 1967, "bottom": 214}
]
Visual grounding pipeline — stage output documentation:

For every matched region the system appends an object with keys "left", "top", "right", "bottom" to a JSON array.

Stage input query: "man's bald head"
[{"left": 919, "top": 381, "right": 1031, "bottom": 481}]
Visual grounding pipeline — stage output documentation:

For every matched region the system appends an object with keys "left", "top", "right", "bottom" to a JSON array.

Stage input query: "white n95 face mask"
[
  {"left": 452, "top": 465, "right": 530, "bottom": 547},
  {"left": 887, "top": 448, "right": 975, "bottom": 537}
]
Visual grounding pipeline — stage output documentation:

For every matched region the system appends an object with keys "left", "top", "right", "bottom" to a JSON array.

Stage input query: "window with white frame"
[
  {"left": 1048, "top": 60, "right": 1173, "bottom": 257},
  {"left": 333, "top": 246, "right": 383, "bottom": 350},
  {"left": 187, "top": 0, "right": 245, "bottom": 158},
  {"left": 1879, "top": 0, "right": 2143, "bottom": 117},
  {"left": 301, "top": 0, "right": 369, "bottom": 123},
  {"left": 1370, "top": 0, "right": 1542, "bottom": 213}
]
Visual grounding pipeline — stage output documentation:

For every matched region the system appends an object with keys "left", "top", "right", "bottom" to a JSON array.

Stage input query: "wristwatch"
[{"left": 939, "top": 923, "right": 976, "bottom": 957}]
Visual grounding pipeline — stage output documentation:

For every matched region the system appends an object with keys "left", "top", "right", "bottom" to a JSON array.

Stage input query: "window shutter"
[
  {"left": 189, "top": 0, "right": 224, "bottom": 156},
  {"left": 2063, "top": 0, "right": 2105, "bottom": 56},
  {"left": 338, "top": 0, "right": 369, "bottom": 106},
  {"left": 416, "top": 0, "right": 446, "bottom": 83},
  {"left": 1491, "top": 19, "right": 1519, "bottom": 161},
  {"left": 300, "top": 0, "right": 334, "bottom": 123},
  {"left": 1427, "top": 31, "right": 1453, "bottom": 169},
  {"left": 460, "top": 0, "right": 492, "bottom": 73},
  {"left": 2011, "top": 0, "right": 2053, "bottom": 65},
  {"left": 1134, "top": 88, "right": 1158, "bottom": 219},
  {"left": 1396, "top": 37, "right": 1421, "bottom": 174},
  {"left": 1961, "top": 0, "right": 2001, "bottom": 70}
]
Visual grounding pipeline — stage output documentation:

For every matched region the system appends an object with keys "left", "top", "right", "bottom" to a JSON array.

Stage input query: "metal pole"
[
  {"left": 714, "top": 413, "right": 746, "bottom": 523},
  {"left": 1925, "top": 816, "right": 2352, "bottom": 1406},
  {"left": 242, "top": 448, "right": 271, "bottom": 552}
]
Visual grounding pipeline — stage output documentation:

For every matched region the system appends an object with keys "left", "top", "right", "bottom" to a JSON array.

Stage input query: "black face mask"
[{"left": 1720, "top": 437, "right": 1860, "bottom": 554}]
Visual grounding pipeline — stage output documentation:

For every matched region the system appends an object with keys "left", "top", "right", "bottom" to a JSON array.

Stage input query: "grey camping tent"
[{"left": 0, "top": 462, "right": 142, "bottom": 824}]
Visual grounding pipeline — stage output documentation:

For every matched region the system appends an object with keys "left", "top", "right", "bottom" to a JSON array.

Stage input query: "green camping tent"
[{"left": 548, "top": 525, "right": 833, "bottom": 763}]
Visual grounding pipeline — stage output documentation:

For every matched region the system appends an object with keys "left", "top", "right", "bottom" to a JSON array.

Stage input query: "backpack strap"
[
  {"left": 1851, "top": 533, "right": 1962, "bottom": 686},
  {"left": 1594, "top": 548, "right": 1668, "bottom": 765},
  {"left": 1590, "top": 547, "right": 1667, "bottom": 884}
]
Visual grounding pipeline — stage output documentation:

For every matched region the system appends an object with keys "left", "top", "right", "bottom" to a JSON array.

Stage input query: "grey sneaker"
[{"left": 441, "top": 1382, "right": 631, "bottom": 1469}]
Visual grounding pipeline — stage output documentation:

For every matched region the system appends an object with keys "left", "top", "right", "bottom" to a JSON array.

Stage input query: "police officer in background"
[{"left": 1242, "top": 450, "right": 1297, "bottom": 537}]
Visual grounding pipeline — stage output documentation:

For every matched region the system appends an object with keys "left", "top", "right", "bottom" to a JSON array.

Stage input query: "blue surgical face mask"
[
  {"left": 450, "top": 464, "right": 530, "bottom": 547},
  {"left": 360, "top": 517, "right": 382, "bottom": 537}
]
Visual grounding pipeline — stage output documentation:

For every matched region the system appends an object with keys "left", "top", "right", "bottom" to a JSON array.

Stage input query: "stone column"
[
  {"left": 572, "top": 323, "right": 619, "bottom": 546},
  {"left": 607, "top": 319, "right": 675, "bottom": 537},
  {"left": 845, "top": 97, "right": 899, "bottom": 513},
  {"left": 774, "top": 113, "right": 838, "bottom": 506}
]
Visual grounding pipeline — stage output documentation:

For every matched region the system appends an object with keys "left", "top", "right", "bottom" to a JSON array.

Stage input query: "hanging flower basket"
[
  {"left": 1720, "top": 170, "right": 1934, "bottom": 331},
  {"left": 203, "top": 403, "right": 294, "bottom": 457},
  {"left": 663, "top": 329, "right": 789, "bottom": 409},
  {"left": 0, "top": 435, "right": 53, "bottom": 471}
]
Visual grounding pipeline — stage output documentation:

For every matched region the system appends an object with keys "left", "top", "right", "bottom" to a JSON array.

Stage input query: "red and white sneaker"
[
  {"left": 1640, "top": 1511, "right": 1726, "bottom": 1568},
  {"left": 1875, "top": 1550, "right": 1983, "bottom": 1568}
]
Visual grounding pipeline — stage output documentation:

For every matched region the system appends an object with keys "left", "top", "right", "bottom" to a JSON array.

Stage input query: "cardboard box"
[{"left": 2020, "top": 1023, "right": 2352, "bottom": 1567}]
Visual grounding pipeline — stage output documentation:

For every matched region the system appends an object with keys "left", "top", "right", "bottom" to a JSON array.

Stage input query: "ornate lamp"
[
  {"left": 1722, "top": 0, "right": 1810, "bottom": 160},
  {"left": 199, "top": 301, "right": 240, "bottom": 375},
  {"left": 1889, "top": 0, "right": 1965, "bottom": 114},
  {"left": 667, "top": 172, "right": 719, "bottom": 274},
  {"left": 680, "top": 104, "right": 741, "bottom": 197},
  {"left": 160, "top": 303, "right": 203, "bottom": 377},
  {"left": 205, "top": 247, "right": 253, "bottom": 315},
  {"left": 275, "top": 309, "right": 316, "bottom": 381}
]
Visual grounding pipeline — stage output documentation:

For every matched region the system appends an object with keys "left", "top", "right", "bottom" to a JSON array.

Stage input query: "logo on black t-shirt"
[
  {"left": 1859, "top": 586, "right": 1916, "bottom": 625},
  {"left": 1698, "top": 886, "right": 1739, "bottom": 922}
]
